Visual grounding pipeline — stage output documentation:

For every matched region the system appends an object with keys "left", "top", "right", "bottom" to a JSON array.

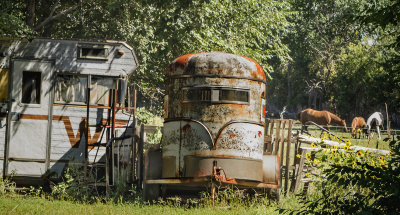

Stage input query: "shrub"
[{"left": 288, "top": 136, "right": 400, "bottom": 215}]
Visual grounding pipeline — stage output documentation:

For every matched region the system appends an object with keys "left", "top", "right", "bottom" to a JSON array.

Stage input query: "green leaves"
[{"left": 290, "top": 137, "right": 400, "bottom": 215}]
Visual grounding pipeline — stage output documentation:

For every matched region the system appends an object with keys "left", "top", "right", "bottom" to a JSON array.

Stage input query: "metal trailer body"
[
  {"left": 144, "top": 52, "right": 280, "bottom": 200},
  {"left": 0, "top": 38, "right": 138, "bottom": 184}
]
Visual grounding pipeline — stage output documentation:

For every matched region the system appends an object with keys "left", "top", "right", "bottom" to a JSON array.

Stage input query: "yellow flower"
[
  {"left": 296, "top": 154, "right": 301, "bottom": 159},
  {"left": 311, "top": 143, "right": 316, "bottom": 148},
  {"left": 314, "top": 159, "right": 320, "bottom": 165},
  {"left": 306, "top": 153, "right": 311, "bottom": 160},
  {"left": 345, "top": 140, "right": 351, "bottom": 146},
  {"left": 385, "top": 152, "right": 389, "bottom": 157},
  {"left": 333, "top": 145, "right": 338, "bottom": 149},
  {"left": 320, "top": 138, "right": 324, "bottom": 143},
  {"left": 357, "top": 151, "right": 364, "bottom": 157},
  {"left": 379, "top": 156, "right": 384, "bottom": 161},
  {"left": 366, "top": 150, "right": 369, "bottom": 155},
  {"left": 305, "top": 173, "right": 310, "bottom": 178},
  {"left": 344, "top": 145, "right": 349, "bottom": 151},
  {"left": 371, "top": 175, "right": 376, "bottom": 179}
]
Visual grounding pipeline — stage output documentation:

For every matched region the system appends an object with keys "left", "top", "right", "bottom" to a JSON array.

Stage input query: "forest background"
[{"left": 1, "top": 0, "right": 399, "bottom": 125}]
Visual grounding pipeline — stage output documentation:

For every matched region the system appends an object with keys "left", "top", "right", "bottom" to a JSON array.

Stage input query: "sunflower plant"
[{"left": 289, "top": 136, "right": 400, "bottom": 215}]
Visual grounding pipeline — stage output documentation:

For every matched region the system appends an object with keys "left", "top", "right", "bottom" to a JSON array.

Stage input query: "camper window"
[
  {"left": 90, "top": 77, "right": 113, "bottom": 105},
  {"left": 55, "top": 75, "right": 87, "bottom": 104},
  {"left": 78, "top": 46, "right": 109, "bottom": 60},
  {"left": 182, "top": 87, "right": 249, "bottom": 104},
  {"left": 183, "top": 88, "right": 212, "bottom": 102},
  {"left": 55, "top": 75, "right": 113, "bottom": 105},
  {"left": 21, "top": 71, "right": 41, "bottom": 104},
  {"left": 219, "top": 89, "right": 249, "bottom": 103}
]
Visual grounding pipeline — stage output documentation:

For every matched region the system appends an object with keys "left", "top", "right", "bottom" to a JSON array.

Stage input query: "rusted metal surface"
[
  {"left": 184, "top": 155, "right": 263, "bottom": 181},
  {"left": 162, "top": 52, "right": 269, "bottom": 182},
  {"left": 145, "top": 177, "right": 280, "bottom": 189}
]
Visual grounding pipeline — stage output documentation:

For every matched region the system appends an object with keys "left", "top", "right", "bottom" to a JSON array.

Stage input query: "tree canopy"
[{"left": 1, "top": 0, "right": 399, "bottom": 121}]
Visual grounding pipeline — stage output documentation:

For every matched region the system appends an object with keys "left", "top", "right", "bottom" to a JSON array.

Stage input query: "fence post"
[
  {"left": 273, "top": 120, "right": 281, "bottom": 155},
  {"left": 284, "top": 120, "right": 293, "bottom": 195},
  {"left": 290, "top": 148, "right": 308, "bottom": 193},
  {"left": 137, "top": 124, "right": 145, "bottom": 191}
]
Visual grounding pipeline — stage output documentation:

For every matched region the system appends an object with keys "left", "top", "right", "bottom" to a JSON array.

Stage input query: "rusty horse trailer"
[
  {"left": 143, "top": 52, "right": 280, "bottom": 201},
  {"left": 0, "top": 38, "right": 138, "bottom": 186}
]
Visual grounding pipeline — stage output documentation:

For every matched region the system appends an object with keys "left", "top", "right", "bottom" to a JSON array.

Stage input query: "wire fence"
[{"left": 291, "top": 121, "right": 400, "bottom": 136}]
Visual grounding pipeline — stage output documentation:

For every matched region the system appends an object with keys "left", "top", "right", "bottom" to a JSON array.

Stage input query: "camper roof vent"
[{"left": 77, "top": 44, "right": 109, "bottom": 60}]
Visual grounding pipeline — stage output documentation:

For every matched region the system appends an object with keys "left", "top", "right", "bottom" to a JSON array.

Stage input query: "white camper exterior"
[{"left": 0, "top": 38, "right": 138, "bottom": 184}]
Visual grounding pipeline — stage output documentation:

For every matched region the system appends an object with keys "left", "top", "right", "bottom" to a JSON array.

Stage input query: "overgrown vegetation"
[
  {"left": 0, "top": 168, "right": 301, "bottom": 214},
  {"left": 282, "top": 136, "right": 400, "bottom": 214},
  {"left": 136, "top": 107, "right": 163, "bottom": 145}
]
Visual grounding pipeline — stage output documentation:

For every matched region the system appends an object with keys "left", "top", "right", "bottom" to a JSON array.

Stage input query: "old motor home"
[{"left": 0, "top": 38, "right": 138, "bottom": 185}]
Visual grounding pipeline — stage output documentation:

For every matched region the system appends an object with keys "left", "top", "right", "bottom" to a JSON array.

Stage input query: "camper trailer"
[
  {"left": 143, "top": 52, "right": 280, "bottom": 200},
  {"left": 0, "top": 38, "right": 138, "bottom": 185}
]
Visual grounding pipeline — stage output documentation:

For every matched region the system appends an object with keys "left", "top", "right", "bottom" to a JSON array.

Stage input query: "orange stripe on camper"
[{"left": 15, "top": 114, "right": 130, "bottom": 148}]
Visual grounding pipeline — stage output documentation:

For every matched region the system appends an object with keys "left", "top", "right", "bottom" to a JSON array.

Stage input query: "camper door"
[{"left": 5, "top": 59, "right": 54, "bottom": 177}]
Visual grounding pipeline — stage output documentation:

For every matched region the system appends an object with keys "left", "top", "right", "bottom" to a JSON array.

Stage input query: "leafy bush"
[
  {"left": 0, "top": 175, "right": 16, "bottom": 196},
  {"left": 51, "top": 167, "right": 93, "bottom": 201},
  {"left": 136, "top": 107, "right": 163, "bottom": 145},
  {"left": 288, "top": 136, "right": 400, "bottom": 215}
]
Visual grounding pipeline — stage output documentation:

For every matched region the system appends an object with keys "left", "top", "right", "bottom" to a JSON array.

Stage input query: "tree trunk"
[
  {"left": 26, "top": 0, "right": 36, "bottom": 28},
  {"left": 287, "top": 68, "right": 291, "bottom": 107}
]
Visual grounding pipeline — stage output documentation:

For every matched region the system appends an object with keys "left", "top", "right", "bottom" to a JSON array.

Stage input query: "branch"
[{"left": 33, "top": 1, "right": 79, "bottom": 31}]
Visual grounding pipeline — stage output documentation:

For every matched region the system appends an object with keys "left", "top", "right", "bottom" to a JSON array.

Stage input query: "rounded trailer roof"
[{"left": 167, "top": 52, "right": 266, "bottom": 82}]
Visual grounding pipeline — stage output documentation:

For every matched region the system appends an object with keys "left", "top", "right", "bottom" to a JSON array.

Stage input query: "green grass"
[{"left": 0, "top": 194, "right": 301, "bottom": 215}]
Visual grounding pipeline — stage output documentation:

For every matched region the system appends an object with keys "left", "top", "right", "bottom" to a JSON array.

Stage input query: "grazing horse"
[
  {"left": 366, "top": 112, "right": 384, "bottom": 140},
  {"left": 298, "top": 108, "right": 348, "bottom": 133},
  {"left": 351, "top": 117, "right": 367, "bottom": 139}
]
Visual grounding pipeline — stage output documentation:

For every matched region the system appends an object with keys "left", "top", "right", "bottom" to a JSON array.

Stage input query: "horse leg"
[
  {"left": 320, "top": 125, "right": 330, "bottom": 139},
  {"left": 376, "top": 126, "right": 381, "bottom": 140}
]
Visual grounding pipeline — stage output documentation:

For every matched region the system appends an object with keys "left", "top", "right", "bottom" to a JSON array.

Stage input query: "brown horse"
[
  {"left": 351, "top": 117, "right": 366, "bottom": 139},
  {"left": 298, "top": 108, "right": 348, "bottom": 132}
]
